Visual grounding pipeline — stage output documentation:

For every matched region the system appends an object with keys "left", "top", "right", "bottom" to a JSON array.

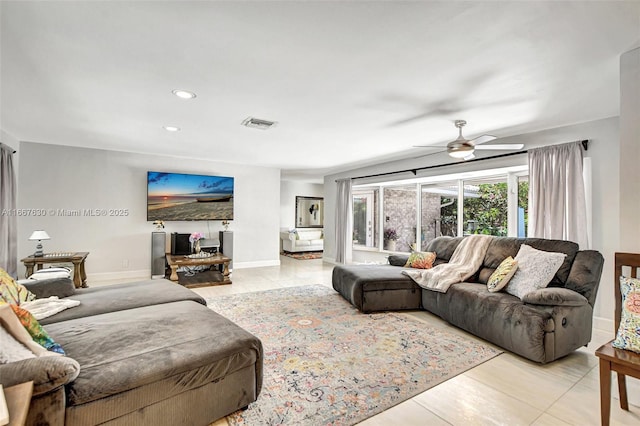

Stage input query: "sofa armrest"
[
  {"left": 565, "top": 250, "right": 604, "bottom": 307},
  {"left": 280, "top": 232, "right": 296, "bottom": 242},
  {"left": 0, "top": 356, "right": 80, "bottom": 396},
  {"left": 22, "top": 278, "right": 76, "bottom": 299},
  {"left": 522, "top": 288, "right": 588, "bottom": 307}
]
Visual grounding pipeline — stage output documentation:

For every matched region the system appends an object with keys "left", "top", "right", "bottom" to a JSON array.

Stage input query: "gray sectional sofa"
[
  {"left": 0, "top": 278, "right": 263, "bottom": 426},
  {"left": 333, "top": 236, "right": 604, "bottom": 363}
]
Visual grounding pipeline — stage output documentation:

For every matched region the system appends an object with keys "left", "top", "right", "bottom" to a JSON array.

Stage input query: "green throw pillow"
[
  {"left": 487, "top": 256, "right": 518, "bottom": 293},
  {"left": 612, "top": 276, "right": 640, "bottom": 353}
]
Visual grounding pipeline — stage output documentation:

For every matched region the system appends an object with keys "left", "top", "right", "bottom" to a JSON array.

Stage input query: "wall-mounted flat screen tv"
[{"left": 147, "top": 171, "right": 234, "bottom": 221}]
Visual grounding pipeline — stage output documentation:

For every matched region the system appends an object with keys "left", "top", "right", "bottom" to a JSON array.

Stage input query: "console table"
[
  {"left": 166, "top": 253, "right": 231, "bottom": 288},
  {"left": 21, "top": 252, "right": 89, "bottom": 288}
]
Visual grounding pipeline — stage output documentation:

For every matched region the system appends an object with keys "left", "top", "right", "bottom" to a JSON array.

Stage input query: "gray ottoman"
[
  {"left": 44, "top": 301, "right": 263, "bottom": 425},
  {"left": 332, "top": 265, "right": 421, "bottom": 313}
]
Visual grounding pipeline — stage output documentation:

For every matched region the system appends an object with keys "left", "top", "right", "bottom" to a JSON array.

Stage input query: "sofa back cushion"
[
  {"left": 478, "top": 237, "right": 579, "bottom": 287},
  {"left": 425, "top": 237, "right": 463, "bottom": 266},
  {"left": 296, "top": 230, "right": 323, "bottom": 241}
]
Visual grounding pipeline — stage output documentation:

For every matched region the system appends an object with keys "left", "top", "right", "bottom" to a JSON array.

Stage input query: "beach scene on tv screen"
[{"left": 147, "top": 171, "right": 234, "bottom": 221}]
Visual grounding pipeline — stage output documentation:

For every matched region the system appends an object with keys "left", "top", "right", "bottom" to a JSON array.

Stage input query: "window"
[
  {"left": 353, "top": 189, "right": 378, "bottom": 248},
  {"left": 462, "top": 177, "right": 508, "bottom": 236},
  {"left": 383, "top": 185, "right": 417, "bottom": 252},
  {"left": 420, "top": 182, "right": 459, "bottom": 251},
  {"left": 352, "top": 166, "right": 528, "bottom": 254},
  {"left": 517, "top": 175, "right": 529, "bottom": 237}
]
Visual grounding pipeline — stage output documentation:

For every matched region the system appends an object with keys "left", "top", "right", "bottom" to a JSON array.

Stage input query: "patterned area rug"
[
  {"left": 281, "top": 251, "right": 323, "bottom": 260},
  {"left": 206, "top": 285, "right": 501, "bottom": 425}
]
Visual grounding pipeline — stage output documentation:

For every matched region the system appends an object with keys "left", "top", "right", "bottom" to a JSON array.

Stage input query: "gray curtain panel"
[
  {"left": 0, "top": 143, "right": 18, "bottom": 276},
  {"left": 528, "top": 141, "right": 589, "bottom": 248},
  {"left": 334, "top": 178, "right": 352, "bottom": 264}
]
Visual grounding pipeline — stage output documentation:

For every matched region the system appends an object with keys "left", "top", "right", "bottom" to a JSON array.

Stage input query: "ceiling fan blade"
[
  {"left": 412, "top": 145, "right": 446, "bottom": 149},
  {"left": 470, "top": 135, "right": 497, "bottom": 145},
  {"left": 474, "top": 144, "right": 525, "bottom": 151},
  {"left": 387, "top": 112, "right": 433, "bottom": 127}
]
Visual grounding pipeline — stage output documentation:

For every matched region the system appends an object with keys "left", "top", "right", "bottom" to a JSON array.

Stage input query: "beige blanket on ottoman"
[{"left": 402, "top": 235, "right": 493, "bottom": 292}]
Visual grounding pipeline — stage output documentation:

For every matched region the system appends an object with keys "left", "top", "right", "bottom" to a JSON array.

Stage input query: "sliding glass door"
[{"left": 353, "top": 190, "right": 378, "bottom": 248}]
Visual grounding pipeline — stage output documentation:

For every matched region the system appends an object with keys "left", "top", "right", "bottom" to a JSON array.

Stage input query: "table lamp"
[{"left": 29, "top": 230, "right": 50, "bottom": 257}]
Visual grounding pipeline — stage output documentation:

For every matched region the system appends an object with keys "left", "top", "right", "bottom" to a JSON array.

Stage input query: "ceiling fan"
[{"left": 415, "top": 120, "right": 524, "bottom": 160}]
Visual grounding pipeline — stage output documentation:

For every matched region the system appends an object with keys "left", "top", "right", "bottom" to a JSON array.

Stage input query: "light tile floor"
[{"left": 196, "top": 256, "right": 640, "bottom": 425}]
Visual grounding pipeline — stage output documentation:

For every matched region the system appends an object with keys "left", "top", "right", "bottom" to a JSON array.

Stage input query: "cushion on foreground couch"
[
  {"left": 333, "top": 236, "right": 604, "bottom": 363},
  {"left": 0, "top": 277, "right": 263, "bottom": 426}
]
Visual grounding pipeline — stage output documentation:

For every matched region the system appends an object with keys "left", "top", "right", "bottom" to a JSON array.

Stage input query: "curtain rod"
[{"left": 342, "top": 140, "right": 589, "bottom": 182}]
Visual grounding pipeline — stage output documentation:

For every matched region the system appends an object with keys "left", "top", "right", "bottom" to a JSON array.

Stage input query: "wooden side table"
[
  {"left": 2, "top": 381, "right": 33, "bottom": 426},
  {"left": 21, "top": 252, "right": 89, "bottom": 288}
]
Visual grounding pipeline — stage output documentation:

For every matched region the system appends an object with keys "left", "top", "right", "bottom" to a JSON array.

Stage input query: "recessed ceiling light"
[
  {"left": 163, "top": 126, "right": 180, "bottom": 132},
  {"left": 171, "top": 89, "right": 196, "bottom": 99}
]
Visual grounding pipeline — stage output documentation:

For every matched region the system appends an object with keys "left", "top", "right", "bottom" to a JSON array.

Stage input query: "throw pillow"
[
  {"left": 404, "top": 251, "right": 437, "bottom": 269},
  {"left": 612, "top": 276, "right": 640, "bottom": 353},
  {"left": 0, "top": 267, "right": 36, "bottom": 305},
  {"left": 0, "top": 324, "right": 36, "bottom": 363},
  {"left": 505, "top": 244, "right": 566, "bottom": 300},
  {"left": 388, "top": 255, "right": 410, "bottom": 267},
  {"left": 28, "top": 267, "right": 71, "bottom": 280},
  {"left": 9, "top": 304, "right": 65, "bottom": 355},
  {"left": 487, "top": 256, "right": 518, "bottom": 293}
]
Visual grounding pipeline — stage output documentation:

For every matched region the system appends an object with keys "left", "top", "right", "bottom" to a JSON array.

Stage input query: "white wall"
[
  {"left": 279, "top": 180, "right": 324, "bottom": 230},
  {"left": 325, "top": 117, "right": 620, "bottom": 326},
  {"left": 17, "top": 142, "right": 281, "bottom": 282},
  {"left": 619, "top": 47, "right": 640, "bottom": 253}
]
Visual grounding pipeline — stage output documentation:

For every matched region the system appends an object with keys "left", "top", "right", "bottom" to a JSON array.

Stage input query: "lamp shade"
[{"left": 29, "top": 230, "right": 50, "bottom": 241}]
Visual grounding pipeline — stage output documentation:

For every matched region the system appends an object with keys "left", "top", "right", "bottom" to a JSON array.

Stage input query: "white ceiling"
[{"left": 1, "top": 1, "right": 639, "bottom": 181}]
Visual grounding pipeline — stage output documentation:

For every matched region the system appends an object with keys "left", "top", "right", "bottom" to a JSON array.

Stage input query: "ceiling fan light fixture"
[{"left": 448, "top": 143, "right": 474, "bottom": 159}]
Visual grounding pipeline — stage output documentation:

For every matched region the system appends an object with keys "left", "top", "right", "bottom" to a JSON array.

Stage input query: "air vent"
[{"left": 241, "top": 117, "right": 277, "bottom": 130}]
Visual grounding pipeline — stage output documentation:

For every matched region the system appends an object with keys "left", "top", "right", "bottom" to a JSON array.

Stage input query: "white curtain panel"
[
  {"left": 335, "top": 178, "right": 353, "bottom": 264},
  {"left": 0, "top": 143, "right": 18, "bottom": 277},
  {"left": 528, "top": 141, "right": 589, "bottom": 248}
]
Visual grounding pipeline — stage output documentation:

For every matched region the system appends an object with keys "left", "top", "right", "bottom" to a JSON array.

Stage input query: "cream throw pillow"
[{"left": 505, "top": 244, "right": 566, "bottom": 300}]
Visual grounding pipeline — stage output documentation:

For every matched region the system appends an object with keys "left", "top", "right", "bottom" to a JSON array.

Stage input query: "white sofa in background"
[{"left": 280, "top": 229, "right": 324, "bottom": 253}]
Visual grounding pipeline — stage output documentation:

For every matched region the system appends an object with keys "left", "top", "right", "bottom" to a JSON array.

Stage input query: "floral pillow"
[
  {"left": 0, "top": 267, "right": 36, "bottom": 305},
  {"left": 612, "top": 276, "right": 640, "bottom": 353},
  {"left": 505, "top": 244, "right": 566, "bottom": 300},
  {"left": 487, "top": 256, "right": 518, "bottom": 293},
  {"left": 9, "top": 304, "right": 65, "bottom": 355},
  {"left": 404, "top": 251, "right": 437, "bottom": 269}
]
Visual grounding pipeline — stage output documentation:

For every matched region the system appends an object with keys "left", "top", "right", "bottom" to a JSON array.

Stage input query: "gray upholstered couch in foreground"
[
  {"left": 0, "top": 279, "right": 263, "bottom": 426},
  {"left": 333, "top": 236, "right": 604, "bottom": 363}
]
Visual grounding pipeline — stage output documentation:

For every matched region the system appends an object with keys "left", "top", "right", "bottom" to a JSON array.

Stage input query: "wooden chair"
[{"left": 595, "top": 252, "right": 640, "bottom": 425}]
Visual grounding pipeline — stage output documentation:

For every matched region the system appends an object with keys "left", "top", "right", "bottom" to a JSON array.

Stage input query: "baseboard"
[
  {"left": 234, "top": 260, "right": 280, "bottom": 269},
  {"left": 322, "top": 257, "right": 338, "bottom": 265},
  {"left": 593, "top": 315, "right": 613, "bottom": 332}
]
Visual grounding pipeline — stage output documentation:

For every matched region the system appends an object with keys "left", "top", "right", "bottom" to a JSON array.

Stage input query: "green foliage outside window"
[{"left": 440, "top": 182, "right": 529, "bottom": 236}]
